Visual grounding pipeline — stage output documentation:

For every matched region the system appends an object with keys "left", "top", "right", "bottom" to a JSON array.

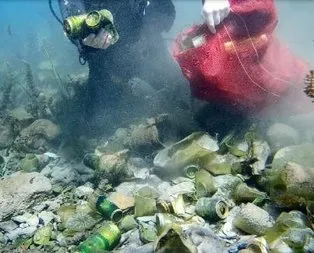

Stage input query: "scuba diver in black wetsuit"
[
  {"left": 48, "top": 0, "right": 225, "bottom": 135},
  {"left": 49, "top": 0, "right": 177, "bottom": 134}
]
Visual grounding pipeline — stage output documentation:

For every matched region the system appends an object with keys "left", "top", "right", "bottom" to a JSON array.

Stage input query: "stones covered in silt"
[
  {"left": 20, "top": 119, "right": 60, "bottom": 141},
  {"left": 265, "top": 211, "right": 314, "bottom": 252},
  {"left": 266, "top": 161, "right": 314, "bottom": 208},
  {"left": 0, "top": 172, "right": 51, "bottom": 220},
  {"left": 20, "top": 153, "right": 40, "bottom": 172},
  {"left": 13, "top": 119, "right": 60, "bottom": 153}
]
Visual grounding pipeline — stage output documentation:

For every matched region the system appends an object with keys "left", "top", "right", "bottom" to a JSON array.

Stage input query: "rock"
[
  {"left": 33, "top": 199, "right": 63, "bottom": 212},
  {"left": 0, "top": 221, "right": 18, "bottom": 232},
  {"left": 20, "top": 154, "right": 40, "bottom": 172},
  {"left": 75, "top": 185, "right": 94, "bottom": 198},
  {"left": 21, "top": 119, "right": 60, "bottom": 141},
  {"left": 38, "top": 211, "right": 55, "bottom": 225},
  {"left": 50, "top": 166, "right": 80, "bottom": 186},
  {"left": 129, "top": 157, "right": 148, "bottom": 168},
  {"left": 4, "top": 226, "right": 37, "bottom": 242},
  {"left": 267, "top": 162, "right": 314, "bottom": 207},
  {"left": 12, "top": 213, "right": 39, "bottom": 227},
  {"left": 266, "top": 123, "right": 300, "bottom": 150},
  {"left": 0, "top": 124, "right": 13, "bottom": 149},
  {"left": 0, "top": 172, "right": 51, "bottom": 220},
  {"left": 9, "top": 107, "right": 34, "bottom": 127},
  {"left": 271, "top": 143, "right": 314, "bottom": 170}
]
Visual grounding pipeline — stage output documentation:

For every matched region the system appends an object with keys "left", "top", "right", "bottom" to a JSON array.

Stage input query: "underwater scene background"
[{"left": 0, "top": 0, "right": 314, "bottom": 252}]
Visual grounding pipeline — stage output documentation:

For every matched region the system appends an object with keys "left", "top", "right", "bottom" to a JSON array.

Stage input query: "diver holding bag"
[{"left": 173, "top": 0, "right": 309, "bottom": 115}]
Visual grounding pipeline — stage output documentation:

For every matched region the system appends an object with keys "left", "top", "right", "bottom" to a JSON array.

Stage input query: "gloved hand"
[
  {"left": 202, "top": 0, "right": 230, "bottom": 33},
  {"left": 82, "top": 28, "right": 114, "bottom": 49}
]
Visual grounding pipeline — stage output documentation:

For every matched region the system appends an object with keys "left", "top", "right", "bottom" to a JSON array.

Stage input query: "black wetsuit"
[{"left": 58, "top": 0, "right": 178, "bottom": 134}]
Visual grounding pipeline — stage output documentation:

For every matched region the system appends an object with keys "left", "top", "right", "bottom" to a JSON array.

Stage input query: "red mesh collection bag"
[{"left": 172, "top": 0, "right": 309, "bottom": 115}]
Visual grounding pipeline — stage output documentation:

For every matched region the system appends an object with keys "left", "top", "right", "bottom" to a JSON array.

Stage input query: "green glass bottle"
[
  {"left": 76, "top": 222, "right": 121, "bottom": 253},
  {"left": 96, "top": 195, "right": 123, "bottom": 222}
]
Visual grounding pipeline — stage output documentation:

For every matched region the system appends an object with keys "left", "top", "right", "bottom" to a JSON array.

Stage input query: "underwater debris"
[
  {"left": 153, "top": 132, "right": 218, "bottom": 177},
  {"left": 83, "top": 149, "right": 130, "bottom": 185},
  {"left": 195, "top": 169, "right": 217, "bottom": 198},
  {"left": 195, "top": 197, "right": 229, "bottom": 222},
  {"left": 233, "top": 203, "right": 274, "bottom": 236},
  {"left": 304, "top": 70, "right": 314, "bottom": 102},
  {"left": 76, "top": 222, "right": 121, "bottom": 252}
]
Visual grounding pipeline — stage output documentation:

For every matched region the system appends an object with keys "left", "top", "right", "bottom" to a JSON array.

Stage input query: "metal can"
[
  {"left": 83, "top": 153, "right": 100, "bottom": 170},
  {"left": 195, "top": 169, "right": 217, "bottom": 198},
  {"left": 96, "top": 195, "right": 123, "bottom": 222},
  {"left": 156, "top": 201, "right": 173, "bottom": 213},
  {"left": 76, "top": 222, "right": 121, "bottom": 253},
  {"left": 183, "top": 164, "right": 199, "bottom": 179},
  {"left": 195, "top": 197, "right": 229, "bottom": 221}
]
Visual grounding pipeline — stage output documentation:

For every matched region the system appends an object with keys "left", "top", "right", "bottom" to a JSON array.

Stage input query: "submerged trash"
[
  {"left": 154, "top": 226, "right": 197, "bottom": 253},
  {"left": 83, "top": 149, "right": 129, "bottom": 184},
  {"left": 134, "top": 186, "right": 158, "bottom": 217},
  {"left": 265, "top": 211, "right": 311, "bottom": 244},
  {"left": 95, "top": 195, "right": 123, "bottom": 222},
  {"left": 124, "top": 120, "right": 161, "bottom": 152},
  {"left": 153, "top": 132, "right": 218, "bottom": 177},
  {"left": 195, "top": 197, "right": 229, "bottom": 222},
  {"left": 195, "top": 169, "right": 217, "bottom": 198},
  {"left": 157, "top": 194, "right": 186, "bottom": 216},
  {"left": 139, "top": 222, "right": 158, "bottom": 243},
  {"left": 183, "top": 164, "right": 199, "bottom": 179},
  {"left": 119, "top": 215, "right": 138, "bottom": 233},
  {"left": 238, "top": 237, "right": 268, "bottom": 253},
  {"left": 76, "top": 222, "right": 121, "bottom": 253},
  {"left": 233, "top": 203, "right": 274, "bottom": 236},
  {"left": 232, "top": 183, "right": 267, "bottom": 203}
]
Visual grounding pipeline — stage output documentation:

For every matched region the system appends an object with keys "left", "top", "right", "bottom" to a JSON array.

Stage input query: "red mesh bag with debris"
[{"left": 172, "top": 0, "right": 309, "bottom": 114}]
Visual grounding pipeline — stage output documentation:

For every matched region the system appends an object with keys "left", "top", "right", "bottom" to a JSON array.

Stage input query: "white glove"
[
  {"left": 82, "top": 28, "right": 114, "bottom": 50},
  {"left": 202, "top": 0, "right": 230, "bottom": 34}
]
